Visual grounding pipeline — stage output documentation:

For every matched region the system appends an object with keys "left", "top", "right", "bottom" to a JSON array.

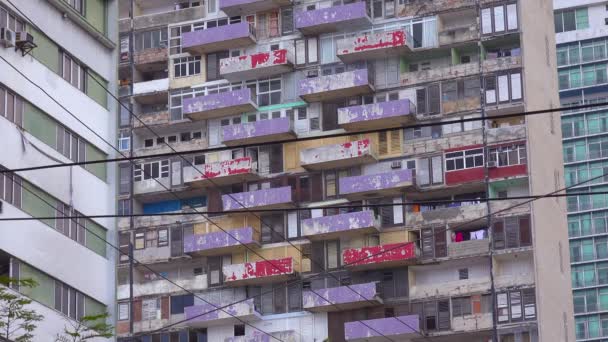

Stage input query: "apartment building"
[
  {"left": 555, "top": 0, "right": 608, "bottom": 340},
  {"left": 116, "top": 0, "right": 572, "bottom": 341},
  {"left": 0, "top": 0, "right": 117, "bottom": 341}
]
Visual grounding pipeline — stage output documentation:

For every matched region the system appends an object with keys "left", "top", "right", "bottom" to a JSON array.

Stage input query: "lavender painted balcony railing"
[
  {"left": 222, "top": 117, "right": 296, "bottom": 146},
  {"left": 338, "top": 99, "right": 415, "bottom": 131},
  {"left": 184, "top": 298, "right": 260, "bottom": 327},
  {"left": 300, "top": 139, "right": 376, "bottom": 170},
  {"left": 225, "top": 330, "right": 298, "bottom": 342},
  {"left": 220, "top": 49, "right": 293, "bottom": 81},
  {"left": 339, "top": 169, "right": 414, "bottom": 198},
  {"left": 303, "top": 282, "right": 382, "bottom": 311},
  {"left": 183, "top": 227, "right": 258, "bottom": 255},
  {"left": 295, "top": 2, "right": 371, "bottom": 35},
  {"left": 182, "top": 22, "right": 256, "bottom": 54},
  {"left": 298, "top": 69, "right": 374, "bottom": 102},
  {"left": 183, "top": 88, "right": 257, "bottom": 120},
  {"left": 222, "top": 186, "right": 293, "bottom": 211},
  {"left": 301, "top": 210, "right": 379, "bottom": 240},
  {"left": 344, "top": 315, "right": 420, "bottom": 341}
]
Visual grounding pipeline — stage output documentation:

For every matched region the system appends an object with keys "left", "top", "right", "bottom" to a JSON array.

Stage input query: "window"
[
  {"left": 135, "top": 231, "right": 145, "bottom": 250},
  {"left": 484, "top": 70, "right": 522, "bottom": 104},
  {"left": 0, "top": 5, "right": 26, "bottom": 31},
  {"left": 496, "top": 288, "right": 536, "bottom": 323},
  {"left": 65, "top": 0, "right": 84, "bottom": 15},
  {"left": 135, "top": 29, "right": 168, "bottom": 51},
  {"left": 372, "top": 0, "right": 395, "bottom": 19},
  {"left": 295, "top": 37, "right": 319, "bottom": 66},
  {"left": 416, "top": 84, "right": 441, "bottom": 116},
  {"left": 310, "top": 241, "right": 340, "bottom": 273},
  {"left": 133, "top": 160, "right": 170, "bottom": 181},
  {"left": 488, "top": 144, "right": 526, "bottom": 167},
  {"left": 445, "top": 148, "right": 484, "bottom": 171},
  {"left": 555, "top": 8, "right": 589, "bottom": 33},
  {"left": 261, "top": 213, "right": 285, "bottom": 243},
  {"left": 206, "top": 51, "right": 229, "bottom": 81},
  {"left": 411, "top": 300, "right": 450, "bottom": 331},
  {"left": 0, "top": 85, "right": 23, "bottom": 127},
  {"left": 0, "top": 166, "right": 21, "bottom": 208},
  {"left": 234, "top": 325, "right": 245, "bottom": 337},
  {"left": 481, "top": 3, "right": 518, "bottom": 35},
  {"left": 421, "top": 227, "right": 447, "bottom": 259},
  {"left": 117, "top": 199, "right": 131, "bottom": 216},
  {"left": 281, "top": 8, "right": 294, "bottom": 35},
  {"left": 170, "top": 294, "right": 194, "bottom": 315},
  {"left": 458, "top": 268, "right": 469, "bottom": 280},
  {"left": 253, "top": 78, "right": 281, "bottom": 106},
  {"left": 142, "top": 298, "right": 161, "bottom": 321},
  {"left": 441, "top": 78, "right": 480, "bottom": 111},
  {"left": 118, "top": 131, "right": 130, "bottom": 151},
  {"left": 452, "top": 297, "right": 472, "bottom": 317},
  {"left": 158, "top": 229, "right": 169, "bottom": 247},
  {"left": 174, "top": 56, "right": 201, "bottom": 78},
  {"left": 54, "top": 281, "right": 85, "bottom": 320},
  {"left": 61, "top": 52, "right": 86, "bottom": 91},
  {"left": 118, "top": 302, "right": 129, "bottom": 321},
  {"left": 492, "top": 215, "right": 532, "bottom": 250},
  {"left": 417, "top": 156, "right": 443, "bottom": 187},
  {"left": 56, "top": 126, "right": 86, "bottom": 163}
]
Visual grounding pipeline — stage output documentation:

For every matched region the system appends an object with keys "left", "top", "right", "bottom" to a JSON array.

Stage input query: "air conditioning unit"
[
  {"left": 15, "top": 31, "right": 33, "bottom": 45},
  {"left": 487, "top": 161, "right": 497, "bottom": 168},
  {"left": 0, "top": 28, "right": 15, "bottom": 48},
  {"left": 390, "top": 160, "right": 402, "bottom": 169},
  {"left": 306, "top": 69, "right": 318, "bottom": 78}
]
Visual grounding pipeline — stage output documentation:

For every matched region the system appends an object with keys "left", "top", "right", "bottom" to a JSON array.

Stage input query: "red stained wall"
[{"left": 343, "top": 242, "right": 416, "bottom": 266}]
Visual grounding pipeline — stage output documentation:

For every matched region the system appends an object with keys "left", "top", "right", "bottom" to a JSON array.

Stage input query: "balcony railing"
[
  {"left": 301, "top": 210, "right": 379, "bottom": 240},
  {"left": 183, "top": 88, "right": 257, "bottom": 121},
  {"left": 223, "top": 257, "right": 296, "bottom": 285},
  {"left": 339, "top": 169, "right": 414, "bottom": 200},
  {"left": 298, "top": 68, "right": 375, "bottom": 102},
  {"left": 343, "top": 242, "right": 418, "bottom": 270},
  {"left": 222, "top": 186, "right": 294, "bottom": 211},
  {"left": 222, "top": 117, "right": 296, "bottom": 146},
  {"left": 220, "top": 49, "right": 294, "bottom": 81},
  {"left": 438, "top": 23, "right": 479, "bottom": 46},
  {"left": 303, "top": 282, "right": 382, "bottom": 312},
  {"left": 485, "top": 124, "right": 526, "bottom": 144},
  {"left": 344, "top": 315, "right": 420, "bottom": 341},
  {"left": 295, "top": 1, "right": 371, "bottom": 35},
  {"left": 220, "top": 0, "right": 292, "bottom": 17},
  {"left": 183, "top": 157, "right": 260, "bottom": 187},
  {"left": 182, "top": 22, "right": 256, "bottom": 54},
  {"left": 183, "top": 298, "right": 261, "bottom": 328},
  {"left": 183, "top": 226, "right": 260, "bottom": 256},
  {"left": 300, "top": 139, "right": 377, "bottom": 170},
  {"left": 400, "top": 62, "right": 478, "bottom": 87},
  {"left": 337, "top": 29, "right": 412, "bottom": 63},
  {"left": 338, "top": 99, "right": 415, "bottom": 131}
]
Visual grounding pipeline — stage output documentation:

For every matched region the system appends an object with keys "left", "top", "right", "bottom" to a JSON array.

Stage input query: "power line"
[
  {"left": 2, "top": 6, "right": 412, "bottom": 340},
  {"left": 0, "top": 190, "right": 604, "bottom": 222},
  {"left": 0, "top": 100, "right": 606, "bottom": 175}
]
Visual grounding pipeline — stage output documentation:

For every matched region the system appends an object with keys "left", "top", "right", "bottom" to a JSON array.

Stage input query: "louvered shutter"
[
  {"left": 505, "top": 217, "right": 519, "bottom": 248},
  {"left": 434, "top": 228, "right": 447, "bottom": 257},
  {"left": 389, "top": 129, "right": 402, "bottom": 154},
  {"left": 519, "top": 215, "right": 532, "bottom": 246},
  {"left": 428, "top": 84, "right": 441, "bottom": 114},
  {"left": 438, "top": 300, "right": 451, "bottom": 330},
  {"left": 379, "top": 131, "right": 388, "bottom": 155},
  {"left": 421, "top": 228, "right": 435, "bottom": 259},
  {"left": 492, "top": 220, "right": 505, "bottom": 249},
  {"left": 161, "top": 296, "right": 170, "bottom": 319},
  {"left": 416, "top": 88, "right": 427, "bottom": 114}
]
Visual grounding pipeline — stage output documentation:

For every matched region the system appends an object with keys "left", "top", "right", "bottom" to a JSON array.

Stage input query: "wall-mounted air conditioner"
[
  {"left": 0, "top": 28, "right": 15, "bottom": 48},
  {"left": 487, "top": 161, "right": 497, "bottom": 168},
  {"left": 390, "top": 160, "right": 402, "bottom": 169}
]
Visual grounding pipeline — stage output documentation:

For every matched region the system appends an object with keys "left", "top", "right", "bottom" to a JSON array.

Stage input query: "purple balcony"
[
  {"left": 225, "top": 330, "right": 298, "bottom": 342},
  {"left": 300, "top": 139, "right": 377, "bottom": 170},
  {"left": 298, "top": 69, "right": 374, "bottom": 102},
  {"left": 295, "top": 2, "right": 371, "bottom": 35},
  {"left": 338, "top": 99, "right": 415, "bottom": 131},
  {"left": 344, "top": 315, "right": 420, "bottom": 341},
  {"left": 220, "top": 0, "right": 292, "bottom": 17},
  {"left": 183, "top": 298, "right": 261, "bottom": 328},
  {"left": 303, "top": 282, "right": 382, "bottom": 312},
  {"left": 301, "top": 210, "right": 379, "bottom": 240},
  {"left": 222, "top": 186, "right": 294, "bottom": 211},
  {"left": 223, "top": 257, "right": 296, "bottom": 285},
  {"left": 339, "top": 169, "right": 414, "bottom": 200},
  {"left": 222, "top": 117, "right": 296, "bottom": 146},
  {"left": 183, "top": 227, "right": 260, "bottom": 256},
  {"left": 220, "top": 49, "right": 294, "bottom": 81},
  {"left": 183, "top": 157, "right": 261, "bottom": 187},
  {"left": 337, "top": 29, "right": 412, "bottom": 63},
  {"left": 183, "top": 88, "right": 257, "bottom": 121},
  {"left": 182, "top": 22, "right": 256, "bottom": 55}
]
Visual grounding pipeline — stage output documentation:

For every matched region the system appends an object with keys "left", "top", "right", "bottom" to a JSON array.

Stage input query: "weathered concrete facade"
[
  {"left": 220, "top": 49, "right": 294, "bottom": 81},
  {"left": 338, "top": 99, "right": 415, "bottom": 130},
  {"left": 300, "top": 139, "right": 376, "bottom": 170},
  {"left": 184, "top": 88, "right": 258, "bottom": 120},
  {"left": 222, "top": 186, "right": 293, "bottom": 210},
  {"left": 344, "top": 315, "right": 420, "bottom": 341},
  {"left": 298, "top": 69, "right": 374, "bottom": 102},
  {"left": 294, "top": 2, "right": 371, "bottom": 35},
  {"left": 301, "top": 210, "right": 379, "bottom": 239},
  {"left": 303, "top": 282, "right": 382, "bottom": 311},
  {"left": 337, "top": 30, "right": 411, "bottom": 63},
  {"left": 222, "top": 117, "right": 296, "bottom": 146}
]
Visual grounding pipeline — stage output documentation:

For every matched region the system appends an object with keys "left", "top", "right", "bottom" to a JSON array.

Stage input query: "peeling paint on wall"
[
  {"left": 222, "top": 186, "right": 292, "bottom": 210},
  {"left": 183, "top": 227, "right": 255, "bottom": 253},
  {"left": 300, "top": 139, "right": 371, "bottom": 166},
  {"left": 338, "top": 30, "right": 408, "bottom": 55},
  {"left": 184, "top": 298, "right": 259, "bottom": 324},
  {"left": 339, "top": 169, "right": 413, "bottom": 195},
  {"left": 295, "top": 2, "right": 368, "bottom": 30},
  {"left": 183, "top": 88, "right": 253, "bottom": 116},
  {"left": 303, "top": 282, "right": 379, "bottom": 309},
  {"left": 223, "top": 257, "right": 294, "bottom": 282},
  {"left": 338, "top": 99, "right": 414, "bottom": 126},
  {"left": 220, "top": 49, "right": 290, "bottom": 75},
  {"left": 223, "top": 117, "right": 292, "bottom": 144},
  {"left": 185, "top": 157, "right": 254, "bottom": 182},
  {"left": 298, "top": 69, "right": 370, "bottom": 97}
]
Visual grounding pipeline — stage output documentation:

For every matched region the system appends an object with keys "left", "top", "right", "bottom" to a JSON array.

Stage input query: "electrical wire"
[
  {"left": 0, "top": 100, "right": 606, "bottom": 175},
  {"left": 0, "top": 190, "right": 604, "bottom": 222}
]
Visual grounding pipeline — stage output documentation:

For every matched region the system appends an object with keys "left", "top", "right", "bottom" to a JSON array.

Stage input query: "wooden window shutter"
[
  {"left": 421, "top": 228, "right": 435, "bottom": 259},
  {"left": 161, "top": 296, "right": 170, "bottom": 319},
  {"left": 471, "top": 294, "right": 482, "bottom": 314},
  {"left": 437, "top": 300, "right": 451, "bottom": 330},
  {"left": 379, "top": 132, "right": 388, "bottom": 155},
  {"left": 428, "top": 84, "right": 441, "bottom": 115},
  {"left": 505, "top": 217, "right": 519, "bottom": 248},
  {"left": 519, "top": 215, "right": 532, "bottom": 246},
  {"left": 133, "top": 299, "right": 142, "bottom": 322},
  {"left": 492, "top": 220, "right": 505, "bottom": 249},
  {"left": 207, "top": 188, "right": 222, "bottom": 212},
  {"left": 389, "top": 130, "right": 402, "bottom": 154},
  {"left": 434, "top": 228, "right": 447, "bottom": 258},
  {"left": 311, "top": 173, "right": 323, "bottom": 202},
  {"left": 416, "top": 88, "right": 427, "bottom": 114}
]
